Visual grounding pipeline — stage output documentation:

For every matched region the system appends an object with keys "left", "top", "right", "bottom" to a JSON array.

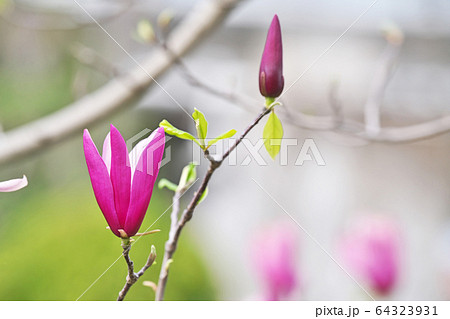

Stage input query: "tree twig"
[
  {"left": 279, "top": 28, "right": 450, "bottom": 144},
  {"left": 357, "top": 115, "right": 450, "bottom": 143},
  {"left": 117, "top": 243, "right": 157, "bottom": 301},
  {"left": 158, "top": 40, "right": 258, "bottom": 112},
  {"left": 155, "top": 106, "right": 271, "bottom": 301},
  {"left": 364, "top": 28, "right": 403, "bottom": 136},
  {"left": 155, "top": 190, "right": 181, "bottom": 300}
]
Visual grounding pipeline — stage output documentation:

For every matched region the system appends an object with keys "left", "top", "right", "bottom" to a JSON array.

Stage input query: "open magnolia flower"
[
  {"left": 0, "top": 175, "right": 28, "bottom": 192},
  {"left": 83, "top": 125, "right": 165, "bottom": 238}
]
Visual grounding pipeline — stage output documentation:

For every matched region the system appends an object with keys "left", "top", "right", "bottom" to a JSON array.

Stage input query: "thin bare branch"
[
  {"left": 0, "top": 0, "right": 245, "bottom": 165},
  {"left": 155, "top": 190, "right": 181, "bottom": 300},
  {"left": 279, "top": 28, "right": 450, "bottom": 144},
  {"left": 364, "top": 28, "right": 403, "bottom": 136},
  {"left": 117, "top": 243, "right": 156, "bottom": 301},
  {"left": 357, "top": 115, "right": 450, "bottom": 143},
  {"left": 159, "top": 41, "right": 258, "bottom": 112}
]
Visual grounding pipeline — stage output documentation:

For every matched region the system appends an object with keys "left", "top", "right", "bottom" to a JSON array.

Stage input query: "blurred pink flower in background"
[
  {"left": 0, "top": 175, "right": 28, "bottom": 192},
  {"left": 251, "top": 222, "right": 299, "bottom": 300},
  {"left": 339, "top": 215, "right": 401, "bottom": 297}
]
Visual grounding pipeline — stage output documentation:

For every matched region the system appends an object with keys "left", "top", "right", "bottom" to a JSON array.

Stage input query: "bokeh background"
[{"left": 0, "top": 0, "right": 449, "bottom": 300}]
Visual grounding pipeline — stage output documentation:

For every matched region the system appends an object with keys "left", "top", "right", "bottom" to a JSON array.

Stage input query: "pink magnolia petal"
[
  {"left": 102, "top": 132, "right": 111, "bottom": 174},
  {"left": 83, "top": 129, "right": 121, "bottom": 236},
  {"left": 124, "top": 127, "right": 165, "bottom": 236},
  {"left": 0, "top": 175, "right": 28, "bottom": 192},
  {"left": 109, "top": 125, "right": 131, "bottom": 228}
]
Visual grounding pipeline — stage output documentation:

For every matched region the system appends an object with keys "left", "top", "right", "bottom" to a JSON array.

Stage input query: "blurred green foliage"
[
  {"left": 0, "top": 182, "right": 217, "bottom": 300},
  {"left": 0, "top": 0, "right": 9, "bottom": 13},
  {"left": 0, "top": 58, "right": 75, "bottom": 130}
]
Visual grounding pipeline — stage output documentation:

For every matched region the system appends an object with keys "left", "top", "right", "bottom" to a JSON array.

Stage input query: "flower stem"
[{"left": 117, "top": 244, "right": 156, "bottom": 301}]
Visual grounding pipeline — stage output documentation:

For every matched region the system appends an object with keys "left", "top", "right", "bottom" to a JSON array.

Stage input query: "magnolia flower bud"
[{"left": 259, "top": 15, "right": 284, "bottom": 98}]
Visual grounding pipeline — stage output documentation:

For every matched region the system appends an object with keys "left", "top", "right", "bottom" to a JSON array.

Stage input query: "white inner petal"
[
  {"left": 129, "top": 129, "right": 159, "bottom": 181},
  {"left": 102, "top": 132, "right": 112, "bottom": 175}
]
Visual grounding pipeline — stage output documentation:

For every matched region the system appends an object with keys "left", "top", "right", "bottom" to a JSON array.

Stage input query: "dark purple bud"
[{"left": 259, "top": 15, "right": 284, "bottom": 98}]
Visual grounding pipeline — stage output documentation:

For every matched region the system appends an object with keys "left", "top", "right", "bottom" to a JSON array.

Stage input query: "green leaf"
[
  {"left": 178, "top": 162, "right": 197, "bottom": 191},
  {"left": 197, "top": 187, "right": 208, "bottom": 205},
  {"left": 192, "top": 108, "right": 208, "bottom": 146},
  {"left": 263, "top": 110, "right": 284, "bottom": 160},
  {"left": 159, "top": 120, "right": 202, "bottom": 147},
  {"left": 207, "top": 129, "right": 237, "bottom": 148},
  {"left": 158, "top": 178, "right": 178, "bottom": 192}
]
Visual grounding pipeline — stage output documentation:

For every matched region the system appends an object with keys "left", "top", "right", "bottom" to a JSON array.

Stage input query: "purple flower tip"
[{"left": 259, "top": 14, "right": 284, "bottom": 98}]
